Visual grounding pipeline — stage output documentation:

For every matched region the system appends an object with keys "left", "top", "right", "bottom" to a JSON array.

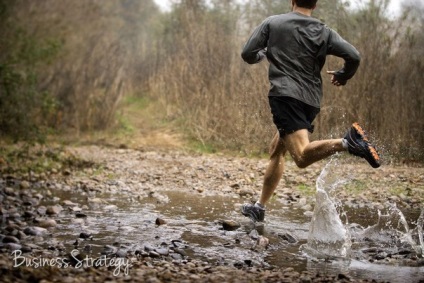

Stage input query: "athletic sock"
[
  {"left": 255, "top": 201, "right": 265, "bottom": 210},
  {"left": 342, "top": 138, "right": 348, "bottom": 149}
]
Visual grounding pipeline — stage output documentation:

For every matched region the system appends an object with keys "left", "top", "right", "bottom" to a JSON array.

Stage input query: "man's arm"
[
  {"left": 327, "top": 29, "right": 361, "bottom": 85},
  {"left": 241, "top": 18, "right": 271, "bottom": 64}
]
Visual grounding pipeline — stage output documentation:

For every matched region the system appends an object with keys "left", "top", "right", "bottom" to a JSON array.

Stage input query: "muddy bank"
[{"left": 0, "top": 145, "right": 423, "bottom": 282}]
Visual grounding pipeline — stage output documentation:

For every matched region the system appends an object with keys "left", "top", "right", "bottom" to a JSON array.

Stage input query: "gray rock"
[
  {"left": 249, "top": 229, "right": 259, "bottom": 240},
  {"left": 20, "top": 180, "right": 31, "bottom": 189},
  {"left": 115, "top": 249, "right": 127, "bottom": 258},
  {"left": 4, "top": 243, "right": 22, "bottom": 251},
  {"left": 278, "top": 232, "right": 297, "bottom": 243},
  {"left": 23, "top": 226, "right": 47, "bottom": 236},
  {"left": 79, "top": 232, "right": 92, "bottom": 239},
  {"left": 155, "top": 217, "right": 166, "bottom": 225},
  {"left": 222, "top": 220, "right": 241, "bottom": 231},
  {"left": 46, "top": 205, "right": 63, "bottom": 215},
  {"left": 155, "top": 247, "right": 169, "bottom": 256},
  {"left": 34, "top": 218, "right": 57, "bottom": 228},
  {"left": 2, "top": 235, "right": 20, "bottom": 244}
]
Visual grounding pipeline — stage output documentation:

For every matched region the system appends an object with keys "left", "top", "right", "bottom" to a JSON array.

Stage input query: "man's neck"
[{"left": 292, "top": 6, "right": 313, "bottom": 17}]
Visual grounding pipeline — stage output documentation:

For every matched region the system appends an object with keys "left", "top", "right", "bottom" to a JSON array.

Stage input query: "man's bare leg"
[
  {"left": 258, "top": 132, "right": 287, "bottom": 206},
  {"left": 284, "top": 129, "right": 346, "bottom": 169},
  {"left": 242, "top": 129, "right": 346, "bottom": 221}
]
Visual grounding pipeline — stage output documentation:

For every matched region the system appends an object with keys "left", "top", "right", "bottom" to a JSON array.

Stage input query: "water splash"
[
  {"left": 303, "top": 158, "right": 352, "bottom": 259},
  {"left": 388, "top": 205, "right": 424, "bottom": 257},
  {"left": 357, "top": 204, "right": 424, "bottom": 258},
  {"left": 417, "top": 209, "right": 424, "bottom": 257}
]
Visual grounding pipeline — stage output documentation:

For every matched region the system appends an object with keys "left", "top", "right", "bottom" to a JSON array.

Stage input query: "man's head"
[{"left": 291, "top": 0, "right": 318, "bottom": 10}]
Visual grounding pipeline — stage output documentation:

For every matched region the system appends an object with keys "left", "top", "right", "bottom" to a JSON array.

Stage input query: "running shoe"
[
  {"left": 344, "top": 122, "right": 381, "bottom": 168},
  {"left": 241, "top": 203, "right": 265, "bottom": 222}
]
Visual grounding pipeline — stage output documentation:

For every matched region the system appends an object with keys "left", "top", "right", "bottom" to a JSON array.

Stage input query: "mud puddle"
[{"left": 41, "top": 186, "right": 424, "bottom": 283}]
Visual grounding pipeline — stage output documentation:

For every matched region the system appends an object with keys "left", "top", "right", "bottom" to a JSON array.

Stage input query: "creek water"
[{"left": 46, "top": 160, "right": 423, "bottom": 283}]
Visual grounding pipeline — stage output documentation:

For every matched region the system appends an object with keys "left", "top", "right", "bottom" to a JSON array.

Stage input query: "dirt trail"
[{"left": 70, "top": 144, "right": 424, "bottom": 209}]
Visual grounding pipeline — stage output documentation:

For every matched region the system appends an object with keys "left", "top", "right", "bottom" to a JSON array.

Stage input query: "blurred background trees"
[{"left": 0, "top": 0, "right": 422, "bottom": 162}]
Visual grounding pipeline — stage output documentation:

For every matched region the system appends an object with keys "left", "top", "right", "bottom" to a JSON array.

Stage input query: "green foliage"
[
  {"left": 344, "top": 179, "right": 367, "bottom": 194},
  {"left": 0, "top": 24, "right": 61, "bottom": 142},
  {"left": 188, "top": 138, "right": 217, "bottom": 154},
  {"left": 297, "top": 183, "right": 315, "bottom": 196}
]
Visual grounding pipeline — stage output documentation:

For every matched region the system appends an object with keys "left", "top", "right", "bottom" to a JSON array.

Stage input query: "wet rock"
[
  {"left": 62, "top": 200, "right": 78, "bottom": 207},
  {"left": 144, "top": 244, "right": 156, "bottom": 252},
  {"left": 303, "top": 211, "right": 314, "bottom": 217},
  {"left": 149, "top": 251, "right": 161, "bottom": 258},
  {"left": 253, "top": 236, "right": 269, "bottom": 252},
  {"left": 301, "top": 204, "right": 313, "bottom": 211},
  {"left": 75, "top": 213, "right": 87, "bottom": 218},
  {"left": 34, "top": 218, "right": 57, "bottom": 228},
  {"left": 71, "top": 218, "right": 85, "bottom": 225},
  {"left": 249, "top": 229, "right": 259, "bottom": 240},
  {"left": 22, "top": 210, "right": 35, "bottom": 218},
  {"left": 101, "top": 245, "right": 117, "bottom": 255},
  {"left": 393, "top": 249, "right": 413, "bottom": 256},
  {"left": 375, "top": 252, "right": 389, "bottom": 260},
  {"left": 20, "top": 180, "right": 30, "bottom": 189},
  {"left": 115, "top": 249, "right": 127, "bottom": 258},
  {"left": 196, "top": 187, "right": 205, "bottom": 193},
  {"left": 23, "top": 226, "right": 47, "bottom": 236},
  {"left": 278, "top": 232, "right": 297, "bottom": 244},
  {"left": 46, "top": 205, "right": 63, "bottom": 215},
  {"left": 155, "top": 217, "right": 166, "bottom": 225},
  {"left": 297, "top": 198, "right": 307, "bottom": 206},
  {"left": 6, "top": 223, "right": 21, "bottom": 232},
  {"left": 338, "top": 273, "right": 350, "bottom": 280},
  {"left": 2, "top": 235, "right": 20, "bottom": 244},
  {"left": 16, "top": 231, "right": 27, "bottom": 240},
  {"left": 79, "top": 232, "right": 93, "bottom": 239},
  {"left": 222, "top": 220, "right": 241, "bottom": 231},
  {"left": 155, "top": 247, "right": 169, "bottom": 256},
  {"left": 20, "top": 245, "right": 32, "bottom": 253},
  {"left": 173, "top": 248, "right": 187, "bottom": 257},
  {"left": 70, "top": 206, "right": 82, "bottom": 212},
  {"left": 4, "top": 243, "right": 22, "bottom": 251},
  {"left": 170, "top": 253, "right": 183, "bottom": 260},
  {"left": 83, "top": 244, "right": 92, "bottom": 253},
  {"left": 4, "top": 187, "right": 16, "bottom": 196},
  {"left": 36, "top": 206, "right": 47, "bottom": 215},
  {"left": 88, "top": 197, "right": 105, "bottom": 204},
  {"left": 103, "top": 204, "right": 118, "bottom": 211},
  {"left": 223, "top": 242, "right": 234, "bottom": 248},
  {"left": 239, "top": 189, "right": 254, "bottom": 197},
  {"left": 362, "top": 247, "right": 382, "bottom": 254}
]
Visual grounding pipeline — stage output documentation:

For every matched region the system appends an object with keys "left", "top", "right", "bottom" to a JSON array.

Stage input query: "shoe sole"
[{"left": 352, "top": 122, "right": 381, "bottom": 168}]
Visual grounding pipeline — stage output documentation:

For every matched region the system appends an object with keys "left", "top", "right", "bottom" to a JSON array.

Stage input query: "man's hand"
[{"left": 327, "top": 71, "right": 347, "bottom": 86}]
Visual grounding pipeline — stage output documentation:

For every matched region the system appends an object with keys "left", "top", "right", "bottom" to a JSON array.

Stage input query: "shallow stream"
[{"left": 47, "top": 182, "right": 424, "bottom": 283}]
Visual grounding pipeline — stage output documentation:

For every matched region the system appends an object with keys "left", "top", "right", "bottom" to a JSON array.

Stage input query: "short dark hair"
[{"left": 294, "top": 0, "right": 318, "bottom": 9}]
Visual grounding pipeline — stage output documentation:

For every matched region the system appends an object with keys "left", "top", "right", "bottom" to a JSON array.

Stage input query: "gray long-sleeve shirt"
[{"left": 241, "top": 12, "right": 361, "bottom": 108}]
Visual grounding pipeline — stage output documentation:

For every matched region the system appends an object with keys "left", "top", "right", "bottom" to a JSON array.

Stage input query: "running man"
[{"left": 241, "top": 0, "right": 381, "bottom": 222}]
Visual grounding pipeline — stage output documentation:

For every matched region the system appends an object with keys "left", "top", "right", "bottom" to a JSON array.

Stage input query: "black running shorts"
[{"left": 268, "top": 96, "right": 320, "bottom": 137}]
